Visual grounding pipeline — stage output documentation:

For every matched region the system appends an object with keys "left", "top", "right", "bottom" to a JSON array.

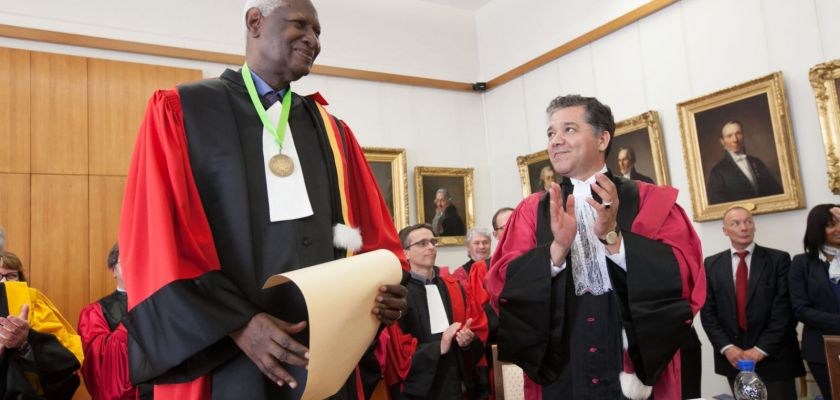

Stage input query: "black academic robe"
[
  {"left": 0, "top": 282, "right": 82, "bottom": 400},
  {"left": 384, "top": 268, "right": 486, "bottom": 399},
  {"left": 486, "top": 174, "right": 705, "bottom": 399},
  {"left": 120, "top": 69, "right": 404, "bottom": 400}
]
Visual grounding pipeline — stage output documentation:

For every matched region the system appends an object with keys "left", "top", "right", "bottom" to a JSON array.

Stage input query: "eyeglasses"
[
  {"left": 494, "top": 223, "right": 507, "bottom": 232},
  {"left": 0, "top": 272, "right": 20, "bottom": 281},
  {"left": 405, "top": 238, "right": 439, "bottom": 249}
]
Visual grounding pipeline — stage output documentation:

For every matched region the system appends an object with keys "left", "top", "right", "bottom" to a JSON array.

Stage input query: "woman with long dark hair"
[{"left": 789, "top": 204, "right": 840, "bottom": 399}]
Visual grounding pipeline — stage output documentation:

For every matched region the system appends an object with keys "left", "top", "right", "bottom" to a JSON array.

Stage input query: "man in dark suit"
[
  {"left": 616, "top": 147, "right": 655, "bottom": 184},
  {"left": 701, "top": 206, "right": 805, "bottom": 399},
  {"left": 706, "top": 120, "right": 783, "bottom": 204},
  {"left": 431, "top": 188, "right": 466, "bottom": 236}
]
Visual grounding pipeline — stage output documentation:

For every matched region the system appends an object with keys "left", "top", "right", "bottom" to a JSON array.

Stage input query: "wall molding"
[
  {"left": 485, "top": 0, "right": 677, "bottom": 90},
  {"left": 0, "top": 0, "right": 677, "bottom": 92}
]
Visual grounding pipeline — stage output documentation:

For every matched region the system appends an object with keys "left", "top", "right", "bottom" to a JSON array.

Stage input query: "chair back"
[
  {"left": 823, "top": 335, "right": 840, "bottom": 398},
  {"left": 491, "top": 344, "right": 525, "bottom": 400}
]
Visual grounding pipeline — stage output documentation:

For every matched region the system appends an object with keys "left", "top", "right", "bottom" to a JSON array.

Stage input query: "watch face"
[{"left": 605, "top": 230, "right": 618, "bottom": 245}]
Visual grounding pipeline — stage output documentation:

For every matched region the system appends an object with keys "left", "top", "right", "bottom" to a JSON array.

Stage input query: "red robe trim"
[
  {"left": 121, "top": 89, "right": 407, "bottom": 399},
  {"left": 486, "top": 182, "right": 705, "bottom": 400},
  {"left": 455, "top": 260, "right": 491, "bottom": 370},
  {"left": 78, "top": 302, "right": 137, "bottom": 400}
]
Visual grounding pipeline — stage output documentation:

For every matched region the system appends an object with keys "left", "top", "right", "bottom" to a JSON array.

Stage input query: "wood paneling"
[
  {"left": 0, "top": 173, "right": 30, "bottom": 277},
  {"left": 30, "top": 174, "right": 88, "bottom": 328},
  {"left": 88, "top": 175, "right": 125, "bottom": 302},
  {"left": 0, "top": 48, "right": 30, "bottom": 173},
  {"left": 30, "top": 52, "right": 88, "bottom": 175},
  {"left": 73, "top": 382, "right": 90, "bottom": 400},
  {"left": 88, "top": 59, "right": 200, "bottom": 175},
  {"left": 0, "top": 47, "right": 201, "bottom": 399}
]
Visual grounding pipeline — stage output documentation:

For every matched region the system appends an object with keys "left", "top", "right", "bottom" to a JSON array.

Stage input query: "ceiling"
[{"left": 415, "top": 0, "right": 493, "bottom": 11}]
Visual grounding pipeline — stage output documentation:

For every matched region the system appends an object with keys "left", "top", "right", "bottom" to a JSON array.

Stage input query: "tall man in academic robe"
[
  {"left": 119, "top": 0, "right": 408, "bottom": 399},
  {"left": 701, "top": 206, "right": 805, "bottom": 399},
  {"left": 486, "top": 95, "right": 705, "bottom": 399}
]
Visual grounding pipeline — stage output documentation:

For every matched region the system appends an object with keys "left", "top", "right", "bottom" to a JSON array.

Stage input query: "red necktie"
[{"left": 736, "top": 251, "right": 749, "bottom": 331}]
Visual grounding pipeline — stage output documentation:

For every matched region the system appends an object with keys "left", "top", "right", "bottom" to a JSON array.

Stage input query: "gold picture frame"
[
  {"left": 677, "top": 72, "right": 803, "bottom": 221},
  {"left": 607, "top": 111, "right": 671, "bottom": 186},
  {"left": 362, "top": 147, "right": 409, "bottom": 231},
  {"left": 516, "top": 149, "right": 552, "bottom": 198},
  {"left": 415, "top": 166, "right": 475, "bottom": 246},
  {"left": 809, "top": 59, "right": 840, "bottom": 194}
]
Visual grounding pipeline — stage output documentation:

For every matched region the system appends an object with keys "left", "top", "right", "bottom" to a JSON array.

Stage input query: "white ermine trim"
[
  {"left": 619, "top": 372, "right": 653, "bottom": 400},
  {"left": 622, "top": 328, "right": 629, "bottom": 350},
  {"left": 333, "top": 224, "right": 362, "bottom": 251}
]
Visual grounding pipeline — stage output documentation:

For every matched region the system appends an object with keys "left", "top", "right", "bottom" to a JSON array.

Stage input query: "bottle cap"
[{"left": 737, "top": 359, "right": 755, "bottom": 371}]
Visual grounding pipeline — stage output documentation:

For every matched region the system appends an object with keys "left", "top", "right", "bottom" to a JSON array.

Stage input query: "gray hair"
[
  {"left": 0, "top": 226, "right": 4, "bottom": 252},
  {"left": 436, "top": 188, "right": 452, "bottom": 200},
  {"left": 466, "top": 227, "right": 492, "bottom": 243},
  {"left": 244, "top": 0, "right": 285, "bottom": 17}
]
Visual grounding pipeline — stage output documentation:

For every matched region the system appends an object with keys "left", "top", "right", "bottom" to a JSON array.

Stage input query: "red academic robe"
[
  {"left": 119, "top": 83, "right": 407, "bottom": 399},
  {"left": 452, "top": 260, "right": 490, "bottom": 308},
  {"left": 78, "top": 302, "right": 137, "bottom": 400},
  {"left": 486, "top": 181, "right": 705, "bottom": 400}
]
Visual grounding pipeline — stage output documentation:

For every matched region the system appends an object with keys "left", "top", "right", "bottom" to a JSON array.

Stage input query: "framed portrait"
[
  {"left": 362, "top": 147, "right": 409, "bottom": 231},
  {"left": 415, "top": 167, "right": 474, "bottom": 246},
  {"left": 677, "top": 72, "right": 803, "bottom": 221},
  {"left": 516, "top": 150, "right": 556, "bottom": 198},
  {"left": 809, "top": 59, "right": 840, "bottom": 194},
  {"left": 606, "top": 111, "right": 670, "bottom": 186}
]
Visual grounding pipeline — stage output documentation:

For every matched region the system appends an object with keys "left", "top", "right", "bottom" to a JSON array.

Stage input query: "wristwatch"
[{"left": 599, "top": 225, "right": 620, "bottom": 245}]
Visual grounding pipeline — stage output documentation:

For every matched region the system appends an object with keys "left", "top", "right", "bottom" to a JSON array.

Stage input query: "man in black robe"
[
  {"left": 486, "top": 95, "right": 705, "bottom": 399},
  {"left": 381, "top": 223, "right": 487, "bottom": 399},
  {"left": 119, "top": 0, "right": 408, "bottom": 399}
]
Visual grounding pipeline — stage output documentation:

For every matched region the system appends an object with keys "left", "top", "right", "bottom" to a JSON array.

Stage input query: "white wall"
[
  {"left": 482, "top": 0, "right": 840, "bottom": 396},
  {"left": 474, "top": 0, "right": 649, "bottom": 80},
  {"left": 0, "top": 0, "right": 480, "bottom": 82}
]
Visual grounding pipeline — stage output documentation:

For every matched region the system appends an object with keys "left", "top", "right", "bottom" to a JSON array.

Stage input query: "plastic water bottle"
[{"left": 733, "top": 360, "right": 767, "bottom": 400}]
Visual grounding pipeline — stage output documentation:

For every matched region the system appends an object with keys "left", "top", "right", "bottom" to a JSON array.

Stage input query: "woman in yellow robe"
[{"left": 1, "top": 251, "right": 84, "bottom": 399}]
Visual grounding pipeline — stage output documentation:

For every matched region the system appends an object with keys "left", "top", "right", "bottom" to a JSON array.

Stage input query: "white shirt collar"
[
  {"left": 570, "top": 165, "right": 608, "bottom": 196},
  {"left": 727, "top": 150, "right": 748, "bottom": 162},
  {"left": 730, "top": 242, "right": 756, "bottom": 257}
]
